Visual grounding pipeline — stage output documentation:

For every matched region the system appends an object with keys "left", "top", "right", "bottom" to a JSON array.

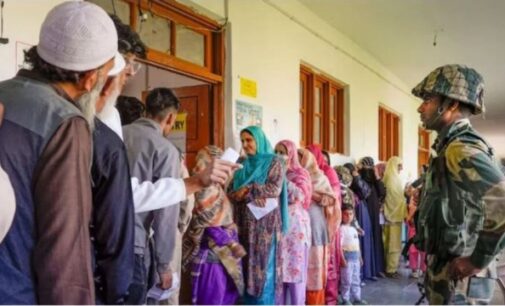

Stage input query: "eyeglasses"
[{"left": 124, "top": 55, "right": 142, "bottom": 76}]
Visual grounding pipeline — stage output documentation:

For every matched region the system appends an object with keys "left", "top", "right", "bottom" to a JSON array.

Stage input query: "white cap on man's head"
[
  {"left": 37, "top": 0, "right": 118, "bottom": 72},
  {"left": 108, "top": 52, "right": 126, "bottom": 77}
]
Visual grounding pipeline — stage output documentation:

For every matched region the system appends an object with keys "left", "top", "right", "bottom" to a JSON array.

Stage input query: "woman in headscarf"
[
  {"left": 181, "top": 146, "right": 245, "bottom": 305},
  {"left": 339, "top": 164, "right": 375, "bottom": 282},
  {"left": 382, "top": 156, "right": 407, "bottom": 278},
  {"left": 228, "top": 126, "right": 289, "bottom": 305},
  {"left": 357, "top": 157, "right": 386, "bottom": 278},
  {"left": 306, "top": 145, "right": 342, "bottom": 305},
  {"left": 298, "top": 148, "right": 337, "bottom": 305},
  {"left": 275, "top": 140, "right": 312, "bottom": 305}
]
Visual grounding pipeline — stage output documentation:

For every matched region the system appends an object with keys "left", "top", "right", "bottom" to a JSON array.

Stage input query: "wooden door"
[
  {"left": 172, "top": 85, "right": 211, "bottom": 171},
  {"left": 418, "top": 127, "right": 431, "bottom": 174}
]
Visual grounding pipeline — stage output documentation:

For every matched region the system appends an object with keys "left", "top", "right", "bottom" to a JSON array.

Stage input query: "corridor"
[{"left": 362, "top": 259, "right": 505, "bottom": 305}]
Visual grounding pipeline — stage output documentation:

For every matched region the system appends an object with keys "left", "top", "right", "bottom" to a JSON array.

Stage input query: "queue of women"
[{"left": 182, "top": 125, "right": 419, "bottom": 305}]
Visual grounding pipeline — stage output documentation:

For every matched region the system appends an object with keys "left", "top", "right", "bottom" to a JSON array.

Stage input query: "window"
[
  {"left": 86, "top": 0, "right": 223, "bottom": 82},
  {"left": 300, "top": 66, "right": 345, "bottom": 153},
  {"left": 378, "top": 106, "right": 400, "bottom": 161},
  {"left": 87, "top": 0, "right": 130, "bottom": 24}
]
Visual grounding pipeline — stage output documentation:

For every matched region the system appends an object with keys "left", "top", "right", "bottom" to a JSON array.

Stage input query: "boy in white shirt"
[{"left": 340, "top": 204, "right": 367, "bottom": 305}]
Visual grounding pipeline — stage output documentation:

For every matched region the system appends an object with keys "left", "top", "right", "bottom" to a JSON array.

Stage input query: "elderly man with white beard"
[
  {"left": 0, "top": 1, "right": 122, "bottom": 304},
  {"left": 90, "top": 54, "right": 137, "bottom": 305}
]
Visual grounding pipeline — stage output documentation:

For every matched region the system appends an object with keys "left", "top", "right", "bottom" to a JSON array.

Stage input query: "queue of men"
[{"left": 0, "top": 2, "right": 237, "bottom": 304}]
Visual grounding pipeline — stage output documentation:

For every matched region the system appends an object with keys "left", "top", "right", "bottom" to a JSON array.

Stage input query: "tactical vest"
[{"left": 416, "top": 122, "right": 493, "bottom": 263}]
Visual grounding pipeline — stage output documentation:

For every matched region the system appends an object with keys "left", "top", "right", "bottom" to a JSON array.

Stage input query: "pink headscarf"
[
  {"left": 278, "top": 140, "right": 312, "bottom": 210},
  {"left": 306, "top": 145, "right": 342, "bottom": 204}
]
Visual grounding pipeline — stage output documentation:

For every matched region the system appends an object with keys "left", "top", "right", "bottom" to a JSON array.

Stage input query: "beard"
[
  {"left": 97, "top": 78, "right": 121, "bottom": 122},
  {"left": 76, "top": 74, "right": 107, "bottom": 131}
]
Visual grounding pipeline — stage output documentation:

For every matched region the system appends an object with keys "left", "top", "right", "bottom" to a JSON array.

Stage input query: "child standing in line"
[{"left": 340, "top": 204, "right": 367, "bottom": 305}]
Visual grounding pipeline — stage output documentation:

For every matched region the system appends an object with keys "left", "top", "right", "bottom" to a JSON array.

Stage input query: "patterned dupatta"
[
  {"left": 278, "top": 140, "right": 312, "bottom": 209},
  {"left": 181, "top": 146, "right": 244, "bottom": 293},
  {"left": 299, "top": 148, "right": 338, "bottom": 241}
]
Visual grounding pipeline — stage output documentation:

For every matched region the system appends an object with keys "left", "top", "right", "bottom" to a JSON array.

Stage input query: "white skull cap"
[
  {"left": 108, "top": 51, "right": 126, "bottom": 77},
  {"left": 37, "top": 1, "right": 118, "bottom": 72}
]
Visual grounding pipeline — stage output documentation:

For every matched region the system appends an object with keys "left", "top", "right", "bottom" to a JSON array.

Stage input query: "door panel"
[{"left": 173, "top": 85, "right": 211, "bottom": 171}]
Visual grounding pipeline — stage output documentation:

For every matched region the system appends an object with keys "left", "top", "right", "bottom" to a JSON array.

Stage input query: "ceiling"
[{"left": 298, "top": 0, "right": 505, "bottom": 137}]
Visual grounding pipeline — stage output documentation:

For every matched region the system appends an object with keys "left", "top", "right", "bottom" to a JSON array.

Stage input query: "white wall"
[
  {"left": 0, "top": 0, "right": 65, "bottom": 81},
  {"left": 182, "top": 0, "right": 421, "bottom": 179},
  {"left": 0, "top": 0, "right": 423, "bottom": 179}
]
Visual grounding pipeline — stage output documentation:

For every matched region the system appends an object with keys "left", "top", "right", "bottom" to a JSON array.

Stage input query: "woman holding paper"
[
  {"left": 274, "top": 140, "right": 312, "bottom": 305},
  {"left": 298, "top": 148, "right": 337, "bottom": 305},
  {"left": 182, "top": 146, "right": 245, "bottom": 305},
  {"left": 228, "top": 126, "right": 289, "bottom": 305}
]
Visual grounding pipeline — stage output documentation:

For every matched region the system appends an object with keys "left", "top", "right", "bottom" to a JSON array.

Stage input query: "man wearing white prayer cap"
[{"left": 0, "top": 1, "right": 122, "bottom": 304}]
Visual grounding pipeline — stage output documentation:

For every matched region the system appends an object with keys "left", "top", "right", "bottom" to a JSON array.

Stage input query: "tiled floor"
[{"left": 360, "top": 264, "right": 426, "bottom": 305}]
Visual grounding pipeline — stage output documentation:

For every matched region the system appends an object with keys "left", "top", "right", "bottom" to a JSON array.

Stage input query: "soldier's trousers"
[{"left": 425, "top": 255, "right": 496, "bottom": 305}]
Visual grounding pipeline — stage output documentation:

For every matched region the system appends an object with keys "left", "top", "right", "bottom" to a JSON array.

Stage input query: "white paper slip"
[
  {"left": 247, "top": 198, "right": 278, "bottom": 220},
  {"left": 146, "top": 272, "right": 180, "bottom": 301},
  {"left": 220, "top": 147, "right": 240, "bottom": 163}
]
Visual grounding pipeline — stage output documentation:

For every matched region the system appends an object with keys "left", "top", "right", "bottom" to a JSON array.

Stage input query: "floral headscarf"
[{"left": 278, "top": 140, "right": 312, "bottom": 209}]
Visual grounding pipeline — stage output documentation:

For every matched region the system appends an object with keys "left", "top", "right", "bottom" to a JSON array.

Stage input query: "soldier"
[{"left": 413, "top": 64, "right": 505, "bottom": 304}]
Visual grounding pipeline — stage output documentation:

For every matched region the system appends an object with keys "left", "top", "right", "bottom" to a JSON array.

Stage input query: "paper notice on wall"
[
  {"left": 236, "top": 100, "right": 262, "bottom": 133},
  {"left": 247, "top": 198, "right": 278, "bottom": 220},
  {"left": 240, "top": 77, "right": 257, "bottom": 98},
  {"left": 16, "top": 41, "right": 33, "bottom": 72},
  {"left": 166, "top": 113, "right": 187, "bottom": 153}
]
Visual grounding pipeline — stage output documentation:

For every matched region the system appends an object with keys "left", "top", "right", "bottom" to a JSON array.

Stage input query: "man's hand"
[
  {"left": 448, "top": 256, "right": 482, "bottom": 280},
  {"left": 158, "top": 271, "right": 173, "bottom": 290},
  {"left": 198, "top": 158, "right": 241, "bottom": 186}
]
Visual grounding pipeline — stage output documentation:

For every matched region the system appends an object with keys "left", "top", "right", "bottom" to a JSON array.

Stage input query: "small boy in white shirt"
[{"left": 340, "top": 204, "right": 367, "bottom": 305}]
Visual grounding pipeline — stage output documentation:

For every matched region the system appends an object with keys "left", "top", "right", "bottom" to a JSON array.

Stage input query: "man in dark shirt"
[{"left": 91, "top": 55, "right": 136, "bottom": 304}]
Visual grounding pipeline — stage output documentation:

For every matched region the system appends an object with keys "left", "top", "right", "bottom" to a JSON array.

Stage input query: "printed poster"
[
  {"left": 236, "top": 100, "right": 262, "bottom": 132},
  {"left": 166, "top": 113, "right": 187, "bottom": 153}
]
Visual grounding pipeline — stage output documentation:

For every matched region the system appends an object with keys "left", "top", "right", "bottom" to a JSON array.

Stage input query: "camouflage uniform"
[{"left": 413, "top": 65, "right": 505, "bottom": 304}]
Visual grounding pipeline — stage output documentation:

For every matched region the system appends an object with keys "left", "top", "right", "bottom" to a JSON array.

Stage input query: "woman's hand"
[
  {"left": 254, "top": 198, "right": 266, "bottom": 207},
  {"left": 312, "top": 192, "right": 322, "bottom": 203},
  {"left": 319, "top": 194, "right": 334, "bottom": 207},
  {"left": 233, "top": 186, "right": 250, "bottom": 201}
]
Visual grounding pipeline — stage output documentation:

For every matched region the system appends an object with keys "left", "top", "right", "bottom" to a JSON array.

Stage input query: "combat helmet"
[{"left": 412, "top": 64, "right": 485, "bottom": 114}]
